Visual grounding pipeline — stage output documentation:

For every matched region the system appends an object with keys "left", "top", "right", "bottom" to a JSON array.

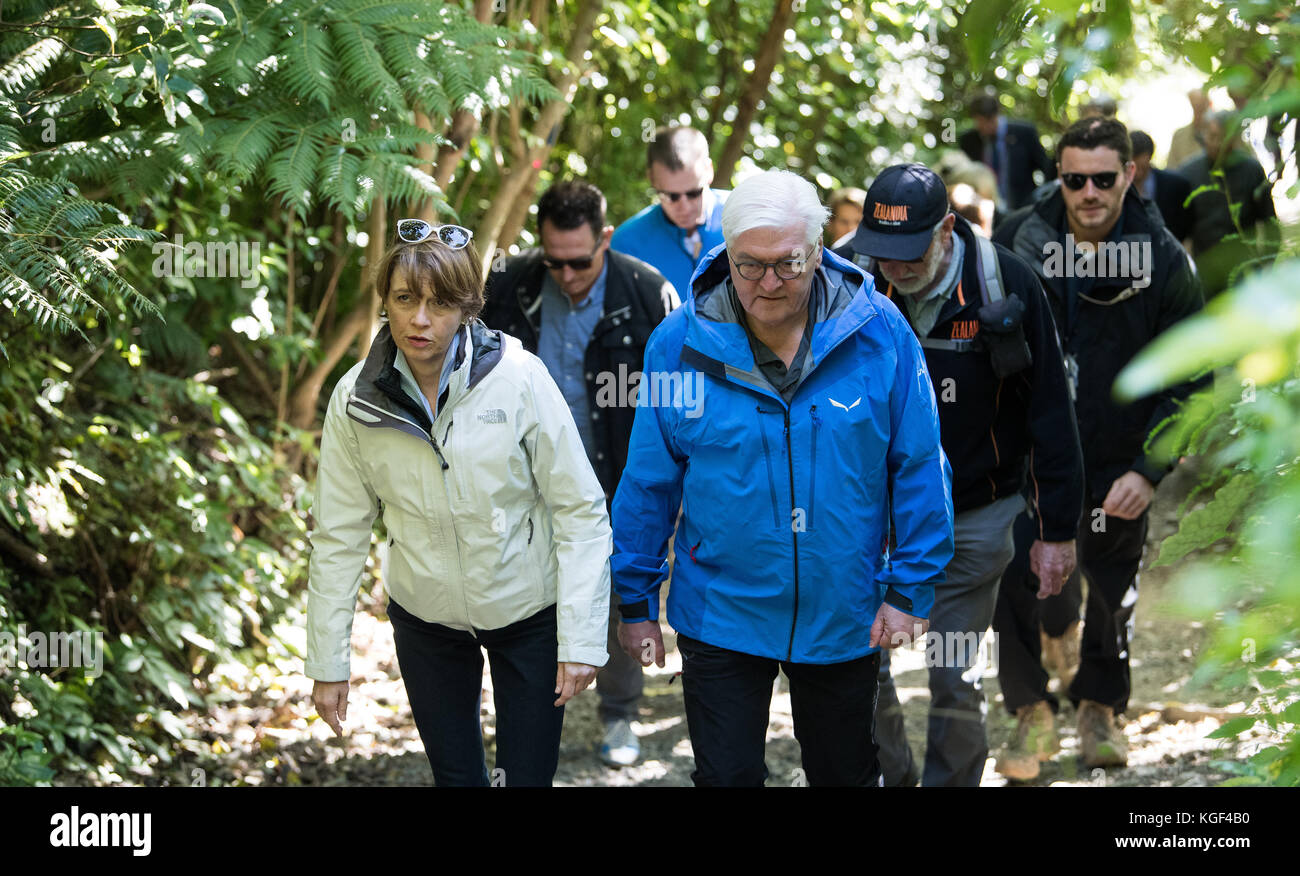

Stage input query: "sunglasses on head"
[
  {"left": 1060, "top": 172, "right": 1119, "bottom": 191},
  {"left": 657, "top": 188, "right": 704, "bottom": 203},
  {"left": 396, "top": 219, "right": 474, "bottom": 249}
]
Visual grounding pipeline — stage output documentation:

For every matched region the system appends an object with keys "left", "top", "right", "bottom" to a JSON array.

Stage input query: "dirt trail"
[{"left": 77, "top": 462, "right": 1277, "bottom": 787}]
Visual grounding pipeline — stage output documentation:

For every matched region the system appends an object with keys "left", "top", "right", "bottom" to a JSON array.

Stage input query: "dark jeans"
[
  {"left": 676, "top": 632, "right": 883, "bottom": 787},
  {"left": 388, "top": 599, "right": 565, "bottom": 786},
  {"left": 994, "top": 496, "right": 1146, "bottom": 715}
]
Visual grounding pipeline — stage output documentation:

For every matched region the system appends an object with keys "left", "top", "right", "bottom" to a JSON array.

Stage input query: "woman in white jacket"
[{"left": 306, "top": 220, "right": 612, "bottom": 786}]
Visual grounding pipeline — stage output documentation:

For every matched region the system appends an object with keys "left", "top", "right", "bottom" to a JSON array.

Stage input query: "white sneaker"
[{"left": 599, "top": 719, "right": 641, "bottom": 767}]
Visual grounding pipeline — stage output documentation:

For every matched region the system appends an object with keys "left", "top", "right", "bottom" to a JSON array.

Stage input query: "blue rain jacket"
[{"left": 611, "top": 243, "right": 955, "bottom": 663}]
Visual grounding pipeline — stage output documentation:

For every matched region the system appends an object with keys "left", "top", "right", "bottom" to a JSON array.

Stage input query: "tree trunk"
[
  {"left": 287, "top": 199, "right": 386, "bottom": 431},
  {"left": 355, "top": 198, "right": 387, "bottom": 361},
  {"left": 425, "top": 0, "right": 496, "bottom": 220},
  {"left": 475, "top": 0, "right": 603, "bottom": 268},
  {"left": 714, "top": 0, "right": 796, "bottom": 184},
  {"left": 497, "top": 170, "right": 541, "bottom": 253}
]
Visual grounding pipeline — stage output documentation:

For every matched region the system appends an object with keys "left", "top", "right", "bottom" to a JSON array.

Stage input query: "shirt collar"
[{"left": 393, "top": 327, "right": 464, "bottom": 415}]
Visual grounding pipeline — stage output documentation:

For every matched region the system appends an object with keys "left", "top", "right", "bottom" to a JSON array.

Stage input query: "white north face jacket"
[{"left": 305, "top": 320, "right": 612, "bottom": 682}]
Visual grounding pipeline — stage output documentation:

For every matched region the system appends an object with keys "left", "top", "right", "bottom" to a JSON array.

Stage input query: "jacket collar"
[{"left": 347, "top": 320, "right": 505, "bottom": 438}]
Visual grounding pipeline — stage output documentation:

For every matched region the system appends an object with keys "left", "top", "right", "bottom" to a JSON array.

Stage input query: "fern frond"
[
  {"left": 331, "top": 20, "right": 406, "bottom": 110},
  {"left": 278, "top": 23, "right": 336, "bottom": 108}
]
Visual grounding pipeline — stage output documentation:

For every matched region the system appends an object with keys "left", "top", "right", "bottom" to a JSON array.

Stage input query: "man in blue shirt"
[
  {"left": 610, "top": 126, "right": 728, "bottom": 301},
  {"left": 480, "top": 181, "right": 678, "bottom": 769}
]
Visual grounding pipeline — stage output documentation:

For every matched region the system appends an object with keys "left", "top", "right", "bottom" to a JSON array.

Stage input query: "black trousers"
[
  {"left": 388, "top": 600, "right": 565, "bottom": 787},
  {"left": 993, "top": 495, "right": 1146, "bottom": 715},
  {"left": 676, "top": 632, "right": 883, "bottom": 787}
]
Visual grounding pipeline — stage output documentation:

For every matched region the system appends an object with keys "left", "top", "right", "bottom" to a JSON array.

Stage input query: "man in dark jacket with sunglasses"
[
  {"left": 991, "top": 117, "right": 1204, "bottom": 775},
  {"left": 481, "top": 180, "right": 679, "bottom": 769}
]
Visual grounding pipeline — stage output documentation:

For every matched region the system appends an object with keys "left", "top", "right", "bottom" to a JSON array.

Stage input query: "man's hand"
[
  {"left": 1029, "top": 539, "right": 1077, "bottom": 599},
  {"left": 312, "top": 680, "right": 350, "bottom": 737},
  {"left": 1101, "top": 470, "right": 1155, "bottom": 520},
  {"left": 619, "top": 620, "right": 666, "bottom": 668},
  {"left": 869, "top": 602, "right": 929, "bottom": 650},
  {"left": 554, "top": 662, "right": 598, "bottom": 707}
]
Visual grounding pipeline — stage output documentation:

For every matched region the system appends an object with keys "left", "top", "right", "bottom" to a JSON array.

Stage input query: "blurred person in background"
[
  {"left": 959, "top": 90, "right": 1057, "bottom": 211},
  {"left": 826, "top": 186, "right": 867, "bottom": 246},
  {"left": 611, "top": 126, "right": 728, "bottom": 302}
]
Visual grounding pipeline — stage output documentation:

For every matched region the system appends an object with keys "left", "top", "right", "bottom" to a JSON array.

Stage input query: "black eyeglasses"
[
  {"left": 1060, "top": 172, "right": 1119, "bottom": 191},
  {"left": 396, "top": 219, "right": 474, "bottom": 248},
  {"left": 542, "top": 241, "right": 602, "bottom": 272},
  {"left": 656, "top": 188, "right": 704, "bottom": 203},
  {"left": 728, "top": 254, "right": 809, "bottom": 282}
]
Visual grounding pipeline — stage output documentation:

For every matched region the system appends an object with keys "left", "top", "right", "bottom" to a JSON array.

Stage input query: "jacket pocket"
[{"left": 756, "top": 405, "right": 784, "bottom": 530}]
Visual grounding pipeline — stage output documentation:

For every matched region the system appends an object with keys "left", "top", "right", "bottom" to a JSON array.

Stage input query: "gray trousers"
[
  {"left": 875, "top": 494, "right": 1023, "bottom": 787},
  {"left": 596, "top": 588, "right": 644, "bottom": 723}
]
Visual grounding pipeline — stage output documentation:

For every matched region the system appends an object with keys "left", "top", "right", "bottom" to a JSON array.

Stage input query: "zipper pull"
[
  {"left": 443, "top": 418, "right": 454, "bottom": 445},
  {"left": 430, "top": 435, "right": 450, "bottom": 470}
]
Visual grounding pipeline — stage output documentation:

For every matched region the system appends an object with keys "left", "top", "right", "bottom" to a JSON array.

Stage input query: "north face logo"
[{"left": 477, "top": 409, "right": 507, "bottom": 424}]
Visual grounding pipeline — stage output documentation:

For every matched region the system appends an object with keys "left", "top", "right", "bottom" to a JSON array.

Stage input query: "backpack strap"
[{"left": 973, "top": 234, "right": 1005, "bottom": 305}]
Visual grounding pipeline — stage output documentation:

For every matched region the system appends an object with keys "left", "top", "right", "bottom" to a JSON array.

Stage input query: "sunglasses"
[
  {"left": 656, "top": 188, "right": 704, "bottom": 203},
  {"left": 1060, "top": 172, "right": 1119, "bottom": 191},
  {"left": 541, "top": 242, "right": 602, "bottom": 272},
  {"left": 396, "top": 219, "right": 474, "bottom": 249}
]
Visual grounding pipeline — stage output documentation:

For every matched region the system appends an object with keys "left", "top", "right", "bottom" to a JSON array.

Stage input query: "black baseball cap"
[{"left": 851, "top": 163, "right": 950, "bottom": 262}]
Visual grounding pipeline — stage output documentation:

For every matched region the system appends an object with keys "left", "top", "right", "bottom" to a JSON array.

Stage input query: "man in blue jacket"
[
  {"left": 610, "top": 126, "right": 728, "bottom": 302},
  {"left": 610, "top": 169, "right": 955, "bottom": 786}
]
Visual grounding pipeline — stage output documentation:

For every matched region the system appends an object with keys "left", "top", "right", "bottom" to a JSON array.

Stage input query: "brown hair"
[{"left": 374, "top": 235, "right": 485, "bottom": 323}]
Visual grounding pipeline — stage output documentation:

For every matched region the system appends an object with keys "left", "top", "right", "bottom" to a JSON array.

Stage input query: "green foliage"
[
  {"left": 0, "top": 329, "right": 310, "bottom": 785},
  {"left": 1116, "top": 253, "right": 1300, "bottom": 784}
]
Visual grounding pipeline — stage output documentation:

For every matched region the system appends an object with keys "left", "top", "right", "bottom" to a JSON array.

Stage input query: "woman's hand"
[
  {"left": 312, "top": 680, "right": 351, "bottom": 737},
  {"left": 554, "top": 662, "right": 598, "bottom": 707}
]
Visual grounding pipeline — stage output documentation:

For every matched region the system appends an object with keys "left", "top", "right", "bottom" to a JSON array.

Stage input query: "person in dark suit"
[
  {"left": 958, "top": 92, "right": 1057, "bottom": 211},
  {"left": 1130, "top": 130, "right": 1192, "bottom": 242}
]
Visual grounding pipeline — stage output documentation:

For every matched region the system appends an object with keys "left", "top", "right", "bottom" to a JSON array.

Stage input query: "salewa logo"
[
  {"left": 872, "top": 203, "right": 909, "bottom": 223},
  {"left": 477, "top": 409, "right": 507, "bottom": 424},
  {"left": 828, "top": 397, "right": 860, "bottom": 411}
]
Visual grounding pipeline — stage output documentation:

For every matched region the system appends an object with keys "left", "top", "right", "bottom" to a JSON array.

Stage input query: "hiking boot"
[
  {"left": 1077, "top": 699, "right": 1128, "bottom": 768},
  {"left": 995, "top": 700, "right": 1059, "bottom": 781},
  {"left": 599, "top": 718, "right": 641, "bottom": 767},
  {"left": 1041, "top": 620, "right": 1081, "bottom": 693}
]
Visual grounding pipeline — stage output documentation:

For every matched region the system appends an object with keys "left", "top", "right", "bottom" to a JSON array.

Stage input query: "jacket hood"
[{"left": 680, "top": 241, "right": 882, "bottom": 394}]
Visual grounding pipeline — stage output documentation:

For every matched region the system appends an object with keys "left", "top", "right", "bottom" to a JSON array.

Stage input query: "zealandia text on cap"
[{"left": 872, "top": 203, "right": 910, "bottom": 225}]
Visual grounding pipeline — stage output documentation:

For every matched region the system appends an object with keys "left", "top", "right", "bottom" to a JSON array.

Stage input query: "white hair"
[{"left": 721, "top": 170, "right": 830, "bottom": 252}]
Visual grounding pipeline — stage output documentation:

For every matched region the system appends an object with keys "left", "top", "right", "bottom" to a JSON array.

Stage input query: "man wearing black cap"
[
  {"left": 993, "top": 117, "right": 1204, "bottom": 776},
  {"left": 835, "top": 163, "right": 1084, "bottom": 787}
]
